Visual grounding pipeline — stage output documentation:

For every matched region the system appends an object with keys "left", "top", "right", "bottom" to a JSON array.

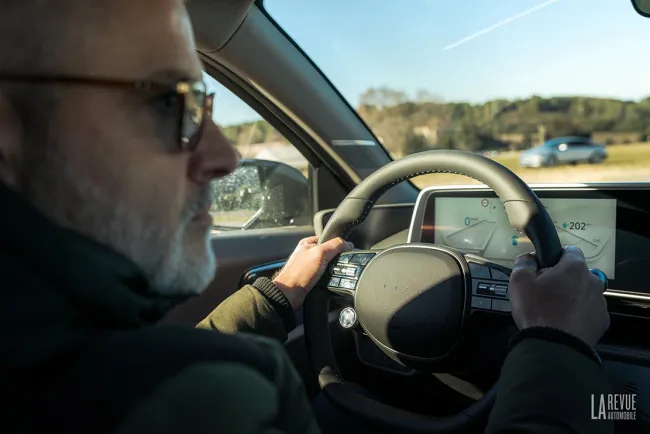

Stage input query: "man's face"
[{"left": 6, "top": 0, "right": 238, "bottom": 296}]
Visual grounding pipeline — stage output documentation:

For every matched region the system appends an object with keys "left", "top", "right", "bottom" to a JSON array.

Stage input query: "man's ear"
[{"left": 0, "top": 90, "right": 24, "bottom": 188}]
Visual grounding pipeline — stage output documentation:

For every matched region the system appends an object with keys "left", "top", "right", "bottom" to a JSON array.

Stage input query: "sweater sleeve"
[
  {"left": 487, "top": 327, "right": 614, "bottom": 434},
  {"left": 196, "top": 278, "right": 296, "bottom": 342}
]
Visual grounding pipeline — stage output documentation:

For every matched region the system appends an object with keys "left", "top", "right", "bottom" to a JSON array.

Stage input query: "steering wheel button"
[
  {"left": 337, "top": 254, "right": 352, "bottom": 264},
  {"left": 477, "top": 283, "right": 491, "bottom": 295},
  {"left": 339, "top": 307, "right": 358, "bottom": 328},
  {"left": 490, "top": 268, "right": 510, "bottom": 281},
  {"left": 495, "top": 285, "right": 508, "bottom": 296},
  {"left": 471, "top": 296, "right": 492, "bottom": 310},
  {"left": 339, "top": 278, "right": 357, "bottom": 290},
  {"left": 492, "top": 299, "right": 511, "bottom": 312},
  {"left": 343, "top": 267, "right": 359, "bottom": 278},
  {"left": 469, "top": 263, "right": 491, "bottom": 279},
  {"left": 350, "top": 254, "right": 374, "bottom": 265},
  {"left": 328, "top": 277, "right": 341, "bottom": 288}
]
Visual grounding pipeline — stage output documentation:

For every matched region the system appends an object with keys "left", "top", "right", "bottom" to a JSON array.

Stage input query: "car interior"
[{"left": 160, "top": 0, "right": 650, "bottom": 432}]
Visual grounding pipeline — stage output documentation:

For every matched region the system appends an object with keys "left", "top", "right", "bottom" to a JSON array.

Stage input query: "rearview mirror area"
[
  {"left": 211, "top": 159, "right": 311, "bottom": 231},
  {"left": 632, "top": 0, "right": 650, "bottom": 17}
]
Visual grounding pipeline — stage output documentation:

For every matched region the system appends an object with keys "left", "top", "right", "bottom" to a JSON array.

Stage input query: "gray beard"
[{"left": 22, "top": 147, "right": 217, "bottom": 297}]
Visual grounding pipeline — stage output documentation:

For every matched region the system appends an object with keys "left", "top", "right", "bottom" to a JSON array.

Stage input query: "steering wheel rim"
[
  {"left": 320, "top": 150, "right": 561, "bottom": 268},
  {"left": 304, "top": 150, "right": 563, "bottom": 433}
]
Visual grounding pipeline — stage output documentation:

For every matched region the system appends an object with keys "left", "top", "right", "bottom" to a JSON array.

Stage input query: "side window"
[{"left": 204, "top": 73, "right": 312, "bottom": 231}]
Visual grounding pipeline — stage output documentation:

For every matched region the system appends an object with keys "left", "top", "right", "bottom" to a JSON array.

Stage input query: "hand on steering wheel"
[
  {"left": 272, "top": 236, "right": 353, "bottom": 309},
  {"left": 510, "top": 246, "right": 610, "bottom": 347}
]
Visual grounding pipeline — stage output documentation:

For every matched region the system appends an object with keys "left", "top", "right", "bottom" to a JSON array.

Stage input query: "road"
[{"left": 413, "top": 143, "right": 650, "bottom": 187}]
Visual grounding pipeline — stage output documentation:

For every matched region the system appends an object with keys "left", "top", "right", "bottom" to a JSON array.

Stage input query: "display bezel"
[{"left": 408, "top": 184, "right": 650, "bottom": 299}]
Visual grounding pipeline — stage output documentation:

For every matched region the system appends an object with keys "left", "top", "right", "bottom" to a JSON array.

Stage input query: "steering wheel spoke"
[
  {"left": 320, "top": 250, "right": 377, "bottom": 298},
  {"left": 464, "top": 254, "right": 513, "bottom": 314}
]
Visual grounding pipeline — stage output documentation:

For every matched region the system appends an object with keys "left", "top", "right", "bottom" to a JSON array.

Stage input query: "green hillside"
[{"left": 222, "top": 88, "right": 650, "bottom": 158}]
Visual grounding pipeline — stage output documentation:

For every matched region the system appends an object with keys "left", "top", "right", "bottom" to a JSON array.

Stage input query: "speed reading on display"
[
  {"left": 566, "top": 222, "right": 586, "bottom": 230},
  {"left": 433, "top": 197, "right": 617, "bottom": 278}
]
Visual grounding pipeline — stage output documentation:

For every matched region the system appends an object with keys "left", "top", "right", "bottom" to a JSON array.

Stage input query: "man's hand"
[
  {"left": 509, "top": 246, "right": 610, "bottom": 347},
  {"left": 273, "top": 236, "right": 354, "bottom": 310}
]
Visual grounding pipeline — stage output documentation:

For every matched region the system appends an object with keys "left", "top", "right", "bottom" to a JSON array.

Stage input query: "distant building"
[
  {"left": 591, "top": 131, "right": 641, "bottom": 145},
  {"left": 498, "top": 133, "right": 527, "bottom": 150},
  {"left": 498, "top": 133, "right": 525, "bottom": 145}
]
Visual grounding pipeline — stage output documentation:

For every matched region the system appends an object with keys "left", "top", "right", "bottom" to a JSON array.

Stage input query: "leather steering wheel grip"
[{"left": 319, "top": 150, "right": 562, "bottom": 269}]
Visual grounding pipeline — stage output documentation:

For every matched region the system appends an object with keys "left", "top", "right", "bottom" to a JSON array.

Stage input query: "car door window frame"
[
  {"left": 202, "top": 60, "right": 358, "bottom": 229},
  {"left": 203, "top": 59, "right": 356, "bottom": 185}
]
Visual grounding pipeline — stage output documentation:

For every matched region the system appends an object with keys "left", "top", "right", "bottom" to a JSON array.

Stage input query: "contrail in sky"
[{"left": 443, "top": 0, "right": 564, "bottom": 50}]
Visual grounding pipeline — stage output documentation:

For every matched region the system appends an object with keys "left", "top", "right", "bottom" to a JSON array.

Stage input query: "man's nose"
[{"left": 188, "top": 119, "right": 239, "bottom": 183}]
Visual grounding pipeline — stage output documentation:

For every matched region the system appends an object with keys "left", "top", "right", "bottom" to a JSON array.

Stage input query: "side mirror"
[
  {"left": 632, "top": 0, "right": 650, "bottom": 17},
  {"left": 211, "top": 159, "right": 311, "bottom": 230}
]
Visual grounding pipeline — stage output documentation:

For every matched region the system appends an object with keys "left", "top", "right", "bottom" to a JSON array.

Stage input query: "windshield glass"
[{"left": 263, "top": 0, "right": 650, "bottom": 186}]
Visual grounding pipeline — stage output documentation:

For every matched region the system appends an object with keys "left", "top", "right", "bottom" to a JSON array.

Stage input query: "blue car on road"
[{"left": 519, "top": 136, "right": 608, "bottom": 168}]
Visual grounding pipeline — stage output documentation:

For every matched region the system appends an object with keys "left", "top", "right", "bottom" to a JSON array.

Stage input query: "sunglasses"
[{"left": 0, "top": 73, "right": 213, "bottom": 152}]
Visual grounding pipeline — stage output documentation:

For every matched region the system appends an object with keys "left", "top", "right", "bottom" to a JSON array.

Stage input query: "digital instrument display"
[{"left": 432, "top": 197, "right": 617, "bottom": 278}]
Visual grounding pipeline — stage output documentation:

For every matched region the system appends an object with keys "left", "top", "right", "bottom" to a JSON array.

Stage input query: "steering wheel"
[{"left": 303, "top": 150, "right": 564, "bottom": 433}]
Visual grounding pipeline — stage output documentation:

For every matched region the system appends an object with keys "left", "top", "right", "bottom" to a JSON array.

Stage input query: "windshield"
[{"left": 261, "top": 0, "right": 650, "bottom": 186}]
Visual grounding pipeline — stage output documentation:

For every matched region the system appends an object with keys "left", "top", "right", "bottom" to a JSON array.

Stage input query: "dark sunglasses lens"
[{"left": 181, "top": 81, "right": 207, "bottom": 151}]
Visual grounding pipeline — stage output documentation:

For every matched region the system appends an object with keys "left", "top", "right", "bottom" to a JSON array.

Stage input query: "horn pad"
[{"left": 354, "top": 245, "right": 467, "bottom": 365}]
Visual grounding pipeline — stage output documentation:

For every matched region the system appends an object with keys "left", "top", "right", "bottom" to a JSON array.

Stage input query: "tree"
[
  {"left": 359, "top": 86, "right": 408, "bottom": 108},
  {"left": 415, "top": 89, "right": 443, "bottom": 103},
  {"left": 226, "top": 88, "right": 650, "bottom": 157}
]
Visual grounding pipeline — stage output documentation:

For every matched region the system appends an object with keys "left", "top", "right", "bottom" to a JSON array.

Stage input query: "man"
[{"left": 0, "top": 1, "right": 612, "bottom": 433}]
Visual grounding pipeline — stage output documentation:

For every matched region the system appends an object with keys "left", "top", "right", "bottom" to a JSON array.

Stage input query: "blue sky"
[{"left": 209, "top": 0, "right": 650, "bottom": 126}]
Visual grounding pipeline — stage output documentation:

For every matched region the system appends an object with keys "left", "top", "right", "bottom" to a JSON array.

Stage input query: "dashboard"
[
  {"left": 408, "top": 184, "right": 650, "bottom": 298},
  {"left": 314, "top": 183, "right": 650, "bottom": 428},
  {"left": 318, "top": 183, "right": 650, "bottom": 430}
]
